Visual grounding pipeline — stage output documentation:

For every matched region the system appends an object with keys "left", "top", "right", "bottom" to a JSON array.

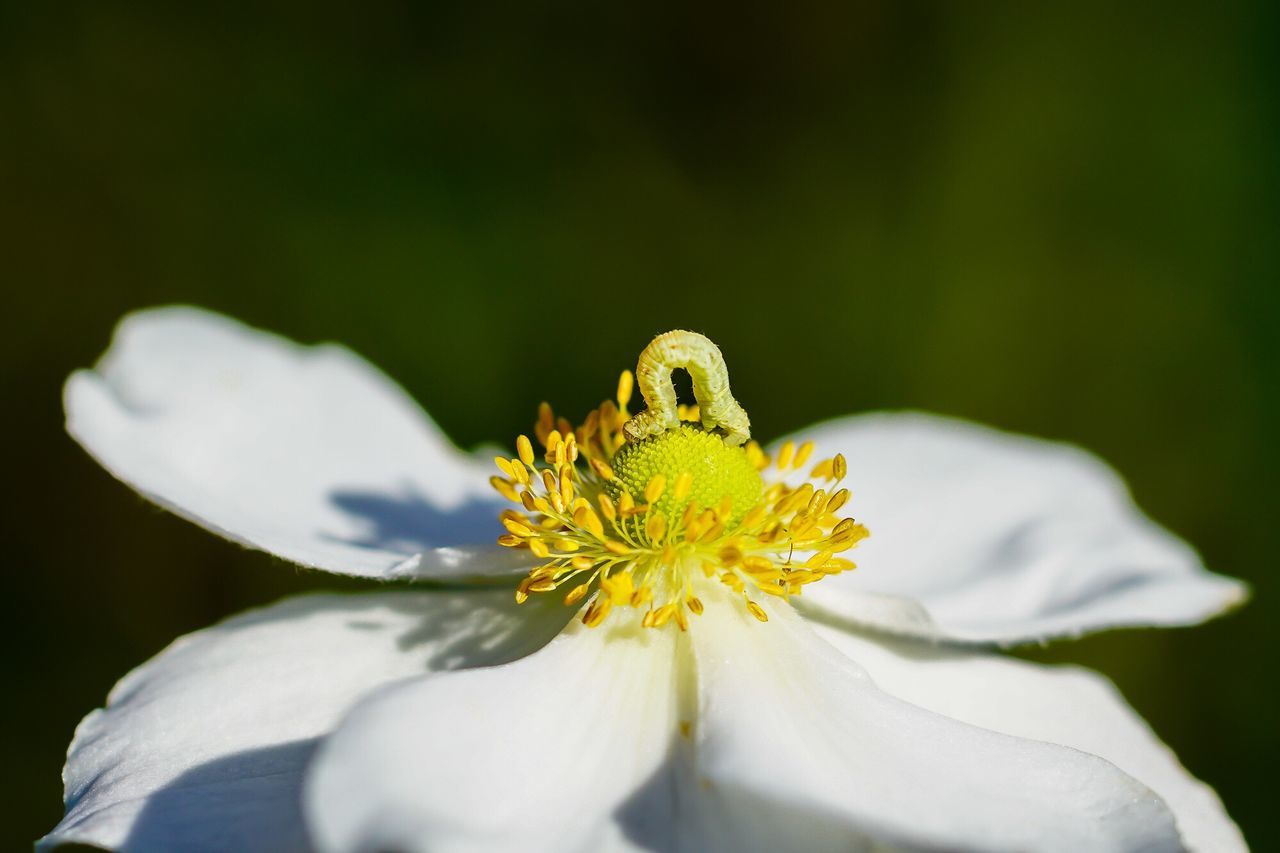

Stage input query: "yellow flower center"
[
  {"left": 608, "top": 424, "right": 763, "bottom": 526},
  {"left": 490, "top": 330, "right": 869, "bottom": 630}
]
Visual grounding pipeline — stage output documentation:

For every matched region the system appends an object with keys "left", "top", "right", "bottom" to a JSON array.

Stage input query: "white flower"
[{"left": 43, "top": 306, "right": 1247, "bottom": 853}]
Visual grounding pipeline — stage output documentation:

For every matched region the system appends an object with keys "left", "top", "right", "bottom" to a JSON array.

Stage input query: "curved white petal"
[
  {"left": 810, "top": 621, "right": 1245, "bottom": 852},
  {"left": 39, "top": 589, "right": 569, "bottom": 852},
  {"left": 687, "top": 597, "right": 1182, "bottom": 852},
  {"left": 66, "top": 306, "right": 520, "bottom": 579},
  {"left": 304, "top": 620, "right": 682, "bottom": 853},
  {"left": 782, "top": 411, "right": 1246, "bottom": 644}
]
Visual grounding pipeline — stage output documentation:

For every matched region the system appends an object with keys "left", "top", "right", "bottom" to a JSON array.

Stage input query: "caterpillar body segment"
[{"left": 623, "top": 330, "right": 751, "bottom": 447}]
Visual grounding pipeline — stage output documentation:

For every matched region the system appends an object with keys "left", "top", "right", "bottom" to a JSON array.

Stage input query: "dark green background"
[{"left": 4, "top": 2, "right": 1277, "bottom": 849}]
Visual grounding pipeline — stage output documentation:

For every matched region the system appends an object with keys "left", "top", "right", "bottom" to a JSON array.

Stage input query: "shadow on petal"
[
  {"left": 124, "top": 739, "right": 319, "bottom": 852},
  {"left": 613, "top": 739, "right": 682, "bottom": 852},
  {"left": 324, "top": 485, "right": 507, "bottom": 553},
  {"left": 345, "top": 589, "right": 575, "bottom": 671}
]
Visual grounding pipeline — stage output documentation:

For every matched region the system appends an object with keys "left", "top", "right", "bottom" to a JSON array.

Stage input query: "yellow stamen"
[
  {"left": 516, "top": 434, "right": 535, "bottom": 466},
  {"left": 777, "top": 441, "right": 795, "bottom": 470},
  {"left": 645, "top": 474, "right": 667, "bottom": 503},
  {"left": 617, "top": 370, "right": 634, "bottom": 408}
]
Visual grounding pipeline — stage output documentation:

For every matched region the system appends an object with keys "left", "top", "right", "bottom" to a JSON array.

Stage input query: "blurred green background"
[{"left": 3, "top": 1, "right": 1277, "bottom": 849}]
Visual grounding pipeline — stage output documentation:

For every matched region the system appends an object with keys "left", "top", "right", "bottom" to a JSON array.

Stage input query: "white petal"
[
  {"left": 66, "top": 306, "right": 521, "bottom": 579},
  {"left": 687, "top": 596, "right": 1182, "bottom": 852},
  {"left": 810, "top": 622, "right": 1245, "bottom": 852},
  {"left": 304, "top": 619, "right": 682, "bottom": 853},
  {"left": 784, "top": 411, "right": 1246, "bottom": 644},
  {"left": 39, "top": 589, "right": 568, "bottom": 852}
]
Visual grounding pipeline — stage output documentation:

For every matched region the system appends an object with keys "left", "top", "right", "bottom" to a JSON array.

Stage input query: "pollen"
[{"left": 491, "top": 330, "right": 869, "bottom": 631}]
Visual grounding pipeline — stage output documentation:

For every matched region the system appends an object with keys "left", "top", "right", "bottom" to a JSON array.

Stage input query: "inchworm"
[{"left": 623, "top": 330, "right": 751, "bottom": 446}]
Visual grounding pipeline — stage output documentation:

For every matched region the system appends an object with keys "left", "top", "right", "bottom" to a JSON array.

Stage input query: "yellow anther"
[
  {"left": 791, "top": 516, "right": 817, "bottom": 539},
  {"left": 590, "top": 458, "right": 615, "bottom": 481},
  {"left": 673, "top": 471, "right": 693, "bottom": 502},
  {"left": 502, "top": 518, "right": 534, "bottom": 537},
  {"left": 489, "top": 476, "right": 519, "bottom": 502},
  {"left": 746, "top": 600, "right": 769, "bottom": 622},
  {"left": 583, "top": 596, "right": 613, "bottom": 627},
  {"left": 777, "top": 441, "right": 796, "bottom": 470},
  {"left": 832, "top": 454, "right": 847, "bottom": 481},
  {"left": 827, "top": 488, "right": 850, "bottom": 513},
  {"left": 514, "top": 588, "right": 529, "bottom": 604},
  {"left": 571, "top": 555, "right": 595, "bottom": 570},
  {"left": 574, "top": 506, "right": 605, "bottom": 539},
  {"left": 740, "top": 505, "right": 767, "bottom": 529},
  {"left": 536, "top": 402, "right": 554, "bottom": 444},
  {"left": 645, "top": 512, "right": 667, "bottom": 542},
  {"left": 597, "top": 493, "right": 618, "bottom": 522},
  {"left": 652, "top": 603, "right": 677, "bottom": 628},
  {"left": 516, "top": 435, "right": 535, "bottom": 466},
  {"left": 496, "top": 534, "right": 520, "bottom": 547},
  {"left": 564, "top": 584, "right": 590, "bottom": 605},
  {"left": 600, "top": 572, "right": 634, "bottom": 606},
  {"left": 599, "top": 399, "right": 618, "bottom": 428},
  {"left": 793, "top": 441, "right": 815, "bottom": 468},
  {"left": 528, "top": 580, "right": 557, "bottom": 593},
  {"left": 645, "top": 474, "right": 667, "bottom": 503},
  {"left": 494, "top": 456, "right": 516, "bottom": 478},
  {"left": 617, "top": 370, "right": 634, "bottom": 408},
  {"left": 686, "top": 595, "right": 704, "bottom": 615},
  {"left": 810, "top": 458, "right": 834, "bottom": 479},
  {"left": 605, "top": 540, "right": 631, "bottom": 555},
  {"left": 716, "top": 496, "right": 734, "bottom": 521},
  {"left": 805, "top": 550, "right": 833, "bottom": 569},
  {"left": 618, "top": 492, "right": 636, "bottom": 514},
  {"left": 631, "top": 585, "right": 653, "bottom": 606},
  {"left": 698, "top": 522, "right": 725, "bottom": 543}
]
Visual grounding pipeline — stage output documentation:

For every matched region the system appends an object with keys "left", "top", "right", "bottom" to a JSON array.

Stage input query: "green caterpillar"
[{"left": 623, "top": 330, "right": 751, "bottom": 447}]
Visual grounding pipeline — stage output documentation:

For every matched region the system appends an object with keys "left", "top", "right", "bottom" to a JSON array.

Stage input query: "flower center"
[
  {"left": 490, "top": 330, "right": 869, "bottom": 630},
  {"left": 607, "top": 424, "right": 763, "bottom": 527}
]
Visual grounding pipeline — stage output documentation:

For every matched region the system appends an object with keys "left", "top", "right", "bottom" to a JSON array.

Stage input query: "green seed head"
[{"left": 608, "top": 424, "right": 763, "bottom": 524}]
